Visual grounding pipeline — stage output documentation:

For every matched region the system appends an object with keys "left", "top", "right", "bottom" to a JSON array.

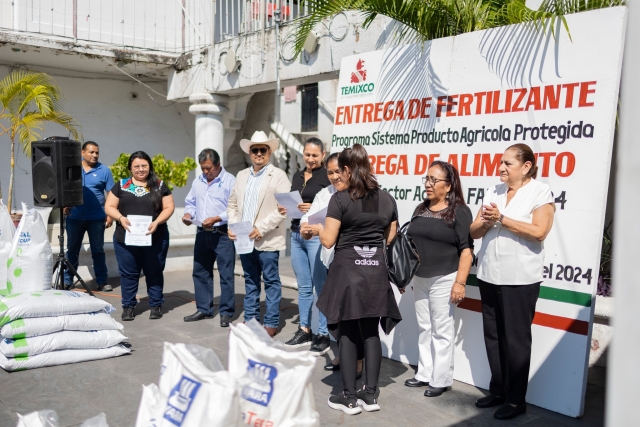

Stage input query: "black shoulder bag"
[{"left": 384, "top": 197, "right": 420, "bottom": 289}]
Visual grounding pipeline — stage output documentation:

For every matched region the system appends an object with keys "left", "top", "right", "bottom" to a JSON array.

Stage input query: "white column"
[
  {"left": 606, "top": 5, "right": 639, "bottom": 427},
  {"left": 188, "top": 93, "right": 230, "bottom": 164}
]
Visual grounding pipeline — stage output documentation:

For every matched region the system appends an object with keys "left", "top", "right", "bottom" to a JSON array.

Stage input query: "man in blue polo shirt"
[
  {"left": 182, "top": 148, "right": 236, "bottom": 326},
  {"left": 64, "top": 141, "right": 115, "bottom": 291}
]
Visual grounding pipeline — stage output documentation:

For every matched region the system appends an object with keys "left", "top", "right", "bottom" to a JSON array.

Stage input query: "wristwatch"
[{"left": 495, "top": 214, "right": 504, "bottom": 227}]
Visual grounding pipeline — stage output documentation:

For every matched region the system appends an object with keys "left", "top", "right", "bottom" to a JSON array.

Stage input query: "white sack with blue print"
[
  {"left": 135, "top": 342, "right": 240, "bottom": 427},
  {"left": 229, "top": 320, "right": 320, "bottom": 427},
  {"left": 6, "top": 203, "right": 52, "bottom": 293}
]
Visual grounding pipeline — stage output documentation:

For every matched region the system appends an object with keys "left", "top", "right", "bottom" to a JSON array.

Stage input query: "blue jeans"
[
  {"left": 113, "top": 229, "right": 169, "bottom": 308},
  {"left": 192, "top": 228, "right": 236, "bottom": 317},
  {"left": 64, "top": 218, "right": 108, "bottom": 285},
  {"left": 290, "top": 232, "right": 328, "bottom": 335},
  {"left": 240, "top": 249, "right": 282, "bottom": 329}
]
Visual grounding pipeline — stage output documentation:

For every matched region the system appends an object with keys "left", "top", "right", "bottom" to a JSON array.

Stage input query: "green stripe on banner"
[
  {"left": 539, "top": 287, "right": 591, "bottom": 307},
  {"left": 466, "top": 275, "right": 591, "bottom": 307}
]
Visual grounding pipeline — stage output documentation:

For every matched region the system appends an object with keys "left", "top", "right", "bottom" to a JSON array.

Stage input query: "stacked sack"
[
  {"left": 0, "top": 202, "right": 129, "bottom": 371},
  {"left": 0, "top": 290, "right": 130, "bottom": 371},
  {"left": 135, "top": 319, "right": 320, "bottom": 427}
]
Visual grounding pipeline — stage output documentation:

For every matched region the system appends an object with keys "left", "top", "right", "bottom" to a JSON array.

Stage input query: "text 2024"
[{"left": 543, "top": 263, "right": 593, "bottom": 285}]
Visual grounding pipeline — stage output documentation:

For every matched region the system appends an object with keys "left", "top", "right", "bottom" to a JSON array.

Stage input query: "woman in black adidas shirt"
[{"left": 313, "top": 144, "right": 402, "bottom": 415}]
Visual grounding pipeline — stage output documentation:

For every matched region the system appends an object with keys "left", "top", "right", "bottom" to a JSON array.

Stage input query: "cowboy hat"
[{"left": 240, "top": 131, "right": 279, "bottom": 154}]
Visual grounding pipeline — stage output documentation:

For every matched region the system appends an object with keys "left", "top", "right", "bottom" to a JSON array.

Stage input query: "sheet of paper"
[
  {"left": 125, "top": 215, "right": 152, "bottom": 246},
  {"left": 228, "top": 221, "right": 254, "bottom": 254},
  {"left": 307, "top": 207, "right": 327, "bottom": 225},
  {"left": 190, "top": 218, "right": 203, "bottom": 227},
  {"left": 274, "top": 191, "right": 305, "bottom": 219}
]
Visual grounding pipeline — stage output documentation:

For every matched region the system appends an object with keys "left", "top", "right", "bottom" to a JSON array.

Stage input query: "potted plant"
[
  {"left": 0, "top": 70, "right": 82, "bottom": 222},
  {"left": 110, "top": 153, "right": 197, "bottom": 190}
]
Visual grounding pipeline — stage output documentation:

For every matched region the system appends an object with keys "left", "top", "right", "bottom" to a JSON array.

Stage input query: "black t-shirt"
[
  {"left": 111, "top": 178, "right": 172, "bottom": 243},
  {"left": 290, "top": 166, "right": 330, "bottom": 227},
  {"left": 327, "top": 189, "right": 397, "bottom": 251},
  {"left": 406, "top": 205, "right": 474, "bottom": 278}
]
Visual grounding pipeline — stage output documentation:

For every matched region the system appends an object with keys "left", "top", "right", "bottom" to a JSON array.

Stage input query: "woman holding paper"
[
  {"left": 469, "top": 143, "right": 555, "bottom": 420},
  {"left": 312, "top": 144, "right": 402, "bottom": 415},
  {"left": 280, "top": 138, "right": 332, "bottom": 354},
  {"left": 105, "top": 151, "right": 175, "bottom": 322}
]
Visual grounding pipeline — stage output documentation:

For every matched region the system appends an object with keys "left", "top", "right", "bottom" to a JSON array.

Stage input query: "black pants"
[
  {"left": 338, "top": 317, "right": 381, "bottom": 397},
  {"left": 478, "top": 280, "right": 540, "bottom": 406}
]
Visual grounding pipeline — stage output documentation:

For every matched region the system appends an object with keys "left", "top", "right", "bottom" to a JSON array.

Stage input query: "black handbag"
[{"left": 385, "top": 201, "right": 420, "bottom": 289}]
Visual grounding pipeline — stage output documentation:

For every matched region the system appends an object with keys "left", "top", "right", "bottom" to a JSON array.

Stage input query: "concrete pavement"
[{"left": 0, "top": 268, "right": 605, "bottom": 427}]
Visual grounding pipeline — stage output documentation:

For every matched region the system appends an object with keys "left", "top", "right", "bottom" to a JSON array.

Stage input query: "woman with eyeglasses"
[
  {"left": 403, "top": 161, "right": 474, "bottom": 398},
  {"left": 469, "top": 143, "right": 555, "bottom": 420},
  {"left": 105, "top": 151, "right": 175, "bottom": 321},
  {"left": 281, "top": 137, "right": 332, "bottom": 354}
]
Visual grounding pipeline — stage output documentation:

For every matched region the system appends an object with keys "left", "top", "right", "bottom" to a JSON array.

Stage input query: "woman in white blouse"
[{"left": 469, "top": 143, "right": 555, "bottom": 421}]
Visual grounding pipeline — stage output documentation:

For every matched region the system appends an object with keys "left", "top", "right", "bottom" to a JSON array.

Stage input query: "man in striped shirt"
[{"left": 227, "top": 131, "right": 291, "bottom": 337}]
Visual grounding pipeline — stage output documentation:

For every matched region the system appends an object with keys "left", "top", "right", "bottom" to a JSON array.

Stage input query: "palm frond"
[{"left": 291, "top": 0, "right": 624, "bottom": 58}]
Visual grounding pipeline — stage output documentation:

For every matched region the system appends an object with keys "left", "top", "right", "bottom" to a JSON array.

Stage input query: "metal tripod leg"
[{"left": 62, "top": 257, "right": 94, "bottom": 296}]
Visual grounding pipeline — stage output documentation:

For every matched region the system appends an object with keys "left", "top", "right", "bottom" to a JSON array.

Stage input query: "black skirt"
[{"left": 317, "top": 246, "right": 402, "bottom": 339}]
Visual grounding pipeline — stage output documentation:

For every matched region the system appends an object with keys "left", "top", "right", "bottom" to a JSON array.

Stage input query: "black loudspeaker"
[{"left": 31, "top": 137, "right": 83, "bottom": 207}]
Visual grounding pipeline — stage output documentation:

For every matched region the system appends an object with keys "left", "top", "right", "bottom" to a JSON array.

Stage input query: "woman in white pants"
[{"left": 405, "top": 160, "right": 474, "bottom": 397}]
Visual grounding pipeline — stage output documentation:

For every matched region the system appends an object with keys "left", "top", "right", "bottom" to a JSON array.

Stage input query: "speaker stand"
[{"left": 52, "top": 208, "right": 94, "bottom": 296}]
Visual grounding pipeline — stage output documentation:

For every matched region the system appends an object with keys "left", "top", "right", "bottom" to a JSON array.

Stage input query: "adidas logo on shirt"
[{"left": 354, "top": 246, "right": 379, "bottom": 265}]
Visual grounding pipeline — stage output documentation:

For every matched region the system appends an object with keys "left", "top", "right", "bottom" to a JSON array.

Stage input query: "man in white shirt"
[{"left": 182, "top": 149, "right": 236, "bottom": 327}]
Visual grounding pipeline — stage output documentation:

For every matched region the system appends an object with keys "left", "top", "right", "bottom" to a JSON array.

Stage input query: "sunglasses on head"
[{"left": 251, "top": 147, "right": 268, "bottom": 155}]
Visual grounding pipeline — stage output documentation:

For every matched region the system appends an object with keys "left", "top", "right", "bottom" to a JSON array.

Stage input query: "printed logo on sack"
[
  {"left": 241, "top": 359, "right": 278, "bottom": 407},
  {"left": 354, "top": 246, "right": 379, "bottom": 266},
  {"left": 164, "top": 375, "right": 202, "bottom": 426},
  {"left": 17, "top": 232, "right": 31, "bottom": 245},
  {"left": 340, "top": 59, "right": 375, "bottom": 97}
]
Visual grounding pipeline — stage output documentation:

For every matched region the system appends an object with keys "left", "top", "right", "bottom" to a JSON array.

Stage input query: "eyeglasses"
[
  {"left": 251, "top": 147, "right": 268, "bottom": 155},
  {"left": 422, "top": 176, "right": 449, "bottom": 186},
  {"left": 132, "top": 166, "right": 149, "bottom": 170}
]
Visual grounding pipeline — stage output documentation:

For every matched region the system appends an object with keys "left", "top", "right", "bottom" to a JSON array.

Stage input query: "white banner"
[{"left": 331, "top": 7, "right": 626, "bottom": 417}]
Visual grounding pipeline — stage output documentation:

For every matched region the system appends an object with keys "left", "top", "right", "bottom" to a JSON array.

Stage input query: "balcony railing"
[
  {"left": 0, "top": 0, "right": 211, "bottom": 53},
  {"left": 216, "top": 0, "right": 309, "bottom": 42}
]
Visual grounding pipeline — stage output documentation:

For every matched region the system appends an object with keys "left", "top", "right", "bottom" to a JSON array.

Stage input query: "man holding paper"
[
  {"left": 227, "top": 131, "right": 291, "bottom": 338},
  {"left": 182, "top": 149, "right": 236, "bottom": 327}
]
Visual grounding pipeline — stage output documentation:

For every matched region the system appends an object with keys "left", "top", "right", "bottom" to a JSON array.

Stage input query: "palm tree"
[
  {"left": 293, "top": 0, "right": 625, "bottom": 56},
  {"left": 0, "top": 70, "right": 82, "bottom": 212}
]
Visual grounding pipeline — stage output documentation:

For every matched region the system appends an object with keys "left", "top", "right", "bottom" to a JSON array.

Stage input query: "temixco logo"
[
  {"left": 341, "top": 59, "right": 375, "bottom": 96},
  {"left": 354, "top": 246, "right": 379, "bottom": 266}
]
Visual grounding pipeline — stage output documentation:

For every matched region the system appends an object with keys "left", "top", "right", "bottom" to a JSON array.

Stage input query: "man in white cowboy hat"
[{"left": 227, "top": 130, "right": 291, "bottom": 337}]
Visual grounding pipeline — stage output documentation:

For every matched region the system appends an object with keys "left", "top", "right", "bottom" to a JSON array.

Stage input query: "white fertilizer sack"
[
  {"left": 0, "top": 329, "right": 127, "bottom": 357},
  {"left": 135, "top": 343, "right": 240, "bottom": 427},
  {"left": 135, "top": 384, "right": 161, "bottom": 427},
  {"left": 0, "top": 290, "right": 114, "bottom": 327},
  {"left": 229, "top": 320, "right": 320, "bottom": 427},
  {"left": 7, "top": 203, "right": 53, "bottom": 293},
  {"left": 0, "top": 344, "right": 130, "bottom": 371},
  {"left": 1, "top": 312, "right": 123, "bottom": 339},
  {"left": 0, "top": 200, "right": 16, "bottom": 297}
]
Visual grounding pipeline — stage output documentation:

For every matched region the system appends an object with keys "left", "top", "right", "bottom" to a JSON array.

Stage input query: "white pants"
[{"left": 413, "top": 272, "right": 457, "bottom": 387}]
